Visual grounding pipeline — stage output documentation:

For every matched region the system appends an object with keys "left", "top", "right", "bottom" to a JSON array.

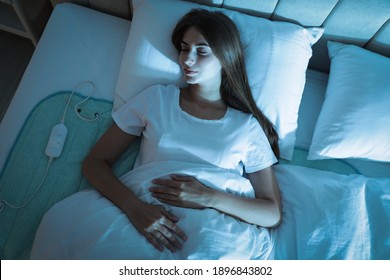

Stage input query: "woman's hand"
[
  {"left": 150, "top": 174, "right": 213, "bottom": 209},
  {"left": 151, "top": 167, "right": 281, "bottom": 228},
  {"left": 125, "top": 199, "right": 187, "bottom": 252}
]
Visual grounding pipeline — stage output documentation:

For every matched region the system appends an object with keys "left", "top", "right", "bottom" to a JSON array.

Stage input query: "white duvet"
[
  {"left": 273, "top": 165, "right": 390, "bottom": 259},
  {"left": 30, "top": 161, "right": 273, "bottom": 260},
  {"left": 31, "top": 161, "right": 390, "bottom": 260}
]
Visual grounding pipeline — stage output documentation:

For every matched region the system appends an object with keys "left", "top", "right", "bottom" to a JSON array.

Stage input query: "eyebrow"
[{"left": 181, "top": 41, "right": 210, "bottom": 47}]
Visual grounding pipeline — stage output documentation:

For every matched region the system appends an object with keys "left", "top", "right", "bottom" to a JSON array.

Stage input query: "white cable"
[
  {"left": 61, "top": 81, "right": 96, "bottom": 123},
  {"left": 0, "top": 157, "right": 53, "bottom": 212},
  {"left": 74, "top": 99, "right": 99, "bottom": 122}
]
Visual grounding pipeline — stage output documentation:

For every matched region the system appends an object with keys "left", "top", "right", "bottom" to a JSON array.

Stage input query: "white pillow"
[
  {"left": 308, "top": 41, "right": 390, "bottom": 162},
  {"left": 115, "top": 0, "right": 323, "bottom": 160}
]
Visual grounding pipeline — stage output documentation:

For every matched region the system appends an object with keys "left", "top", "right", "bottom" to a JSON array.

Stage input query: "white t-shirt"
[{"left": 112, "top": 84, "right": 277, "bottom": 175}]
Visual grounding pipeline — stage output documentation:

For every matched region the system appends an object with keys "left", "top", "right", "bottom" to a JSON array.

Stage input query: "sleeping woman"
[{"left": 30, "top": 9, "right": 282, "bottom": 260}]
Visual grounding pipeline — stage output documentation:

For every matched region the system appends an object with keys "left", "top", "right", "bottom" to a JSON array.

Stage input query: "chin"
[{"left": 184, "top": 78, "right": 198, "bottom": 84}]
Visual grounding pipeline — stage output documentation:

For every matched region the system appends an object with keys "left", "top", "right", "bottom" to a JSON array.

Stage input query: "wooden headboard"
[{"left": 51, "top": 0, "right": 390, "bottom": 73}]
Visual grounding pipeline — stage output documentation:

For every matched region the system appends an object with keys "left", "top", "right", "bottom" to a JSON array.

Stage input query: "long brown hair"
[{"left": 172, "top": 9, "right": 280, "bottom": 158}]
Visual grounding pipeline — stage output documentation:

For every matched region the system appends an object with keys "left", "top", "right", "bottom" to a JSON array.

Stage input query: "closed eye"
[
  {"left": 181, "top": 41, "right": 211, "bottom": 55},
  {"left": 196, "top": 46, "right": 211, "bottom": 55}
]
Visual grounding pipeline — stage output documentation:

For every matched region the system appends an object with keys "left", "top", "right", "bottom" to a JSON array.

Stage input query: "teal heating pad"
[{"left": 0, "top": 92, "right": 139, "bottom": 259}]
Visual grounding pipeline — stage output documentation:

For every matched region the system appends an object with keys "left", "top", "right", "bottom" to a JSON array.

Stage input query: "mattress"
[
  {"left": 1, "top": 2, "right": 389, "bottom": 261},
  {"left": 0, "top": 3, "right": 131, "bottom": 171}
]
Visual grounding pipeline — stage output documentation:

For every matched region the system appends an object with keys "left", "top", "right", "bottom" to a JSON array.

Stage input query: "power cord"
[
  {"left": 0, "top": 158, "right": 53, "bottom": 212},
  {"left": 63, "top": 81, "right": 98, "bottom": 123}
]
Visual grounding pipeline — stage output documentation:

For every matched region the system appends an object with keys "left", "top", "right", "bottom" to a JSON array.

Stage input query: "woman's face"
[{"left": 179, "top": 27, "right": 222, "bottom": 86}]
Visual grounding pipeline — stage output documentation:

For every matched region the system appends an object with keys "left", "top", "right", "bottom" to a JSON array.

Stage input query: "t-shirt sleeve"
[
  {"left": 243, "top": 116, "right": 278, "bottom": 173},
  {"left": 111, "top": 85, "right": 158, "bottom": 136}
]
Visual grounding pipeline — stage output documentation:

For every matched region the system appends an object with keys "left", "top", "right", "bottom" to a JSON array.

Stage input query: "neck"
[
  {"left": 186, "top": 86, "right": 225, "bottom": 110},
  {"left": 187, "top": 78, "right": 223, "bottom": 104}
]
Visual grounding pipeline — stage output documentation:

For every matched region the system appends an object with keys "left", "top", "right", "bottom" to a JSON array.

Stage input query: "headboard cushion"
[
  {"left": 183, "top": 0, "right": 390, "bottom": 72},
  {"left": 50, "top": 0, "right": 131, "bottom": 19},
  {"left": 52, "top": 0, "right": 390, "bottom": 72},
  {"left": 311, "top": 0, "right": 390, "bottom": 72}
]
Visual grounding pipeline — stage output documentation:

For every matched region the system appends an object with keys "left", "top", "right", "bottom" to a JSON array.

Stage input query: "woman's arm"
[
  {"left": 82, "top": 124, "right": 187, "bottom": 252},
  {"left": 82, "top": 124, "right": 139, "bottom": 212},
  {"left": 150, "top": 166, "right": 282, "bottom": 228},
  {"left": 246, "top": 167, "right": 282, "bottom": 227}
]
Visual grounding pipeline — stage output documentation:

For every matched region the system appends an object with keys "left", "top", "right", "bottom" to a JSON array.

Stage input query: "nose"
[{"left": 183, "top": 49, "right": 196, "bottom": 66}]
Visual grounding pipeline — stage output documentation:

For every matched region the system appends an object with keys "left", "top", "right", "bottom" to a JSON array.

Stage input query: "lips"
[{"left": 183, "top": 69, "right": 198, "bottom": 76}]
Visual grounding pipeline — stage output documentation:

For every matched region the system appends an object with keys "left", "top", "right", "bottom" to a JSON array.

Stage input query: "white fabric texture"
[
  {"left": 308, "top": 41, "right": 390, "bottom": 162},
  {"left": 273, "top": 164, "right": 390, "bottom": 259},
  {"left": 30, "top": 161, "right": 273, "bottom": 260},
  {"left": 114, "top": 0, "right": 323, "bottom": 160},
  {"left": 113, "top": 84, "right": 277, "bottom": 174}
]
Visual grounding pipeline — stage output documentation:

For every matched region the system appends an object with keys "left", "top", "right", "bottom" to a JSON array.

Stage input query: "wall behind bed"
[{"left": 51, "top": 0, "right": 390, "bottom": 73}]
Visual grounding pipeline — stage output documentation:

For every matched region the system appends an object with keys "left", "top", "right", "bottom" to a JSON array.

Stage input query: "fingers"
[
  {"left": 157, "top": 226, "right": 183, "bottom": 252},
  {"left": 169, "top": 221, "right": 188, "bottom": 242},
  {"left": 160, "top": 208, "right": 179, "bottom": 223},
  {"left": 150, "top": 179, "right": 181, "bottom": 203},
  {"left": 148, "top": 230, "right": 177, "bottom": 252},
  {"left": 161, "top": 209, "right": 187, "bottom": 242},
  {"left": 170, "top": 174, "right": 194, "bottom": 181},
  {"left": 152, "top": 178, "right": 178, "bottom": 188},
  {"left": 152, "top": 174, "right": 194, "bottom": 186},
  {"left": 150, "top": 175, "right": 194, "bottom": 196},
  {"left": 144, "top": 232, "right": 164, "bottom": 252},
  {"left": 149, "top": 187, "right": 180, "bottom": 207},
  {"left": 144, "top": 216, "right": 187, "bottom": 253}
]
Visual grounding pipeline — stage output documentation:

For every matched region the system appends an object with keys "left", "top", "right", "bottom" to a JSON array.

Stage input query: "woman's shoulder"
[
  {"left": 227, "top": 108, "right": 265, "bottom": 133},
  {"left": 142, "top": 84, "right": 179, "bottom": 94},
  {"left": 120, "top": 84, "right": 178, "bottom": 107},
  {"left": 137, "top": 84, "right": 179, "bottom": 100}
]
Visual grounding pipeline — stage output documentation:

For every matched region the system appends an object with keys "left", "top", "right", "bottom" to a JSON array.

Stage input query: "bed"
[{"left": 0, "top": 0, "right": 389, "bottom": 260}]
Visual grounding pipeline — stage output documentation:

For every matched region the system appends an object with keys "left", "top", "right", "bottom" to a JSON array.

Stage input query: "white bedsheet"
[
  {"left": 273, "top": 164, "right": 390, "bottom": 259},
  {"left": 30, "top": 161, "right": 273, "bottom": 260},
  {"left": 0, "top": 3, "right": 130, "bottom": 171}
]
